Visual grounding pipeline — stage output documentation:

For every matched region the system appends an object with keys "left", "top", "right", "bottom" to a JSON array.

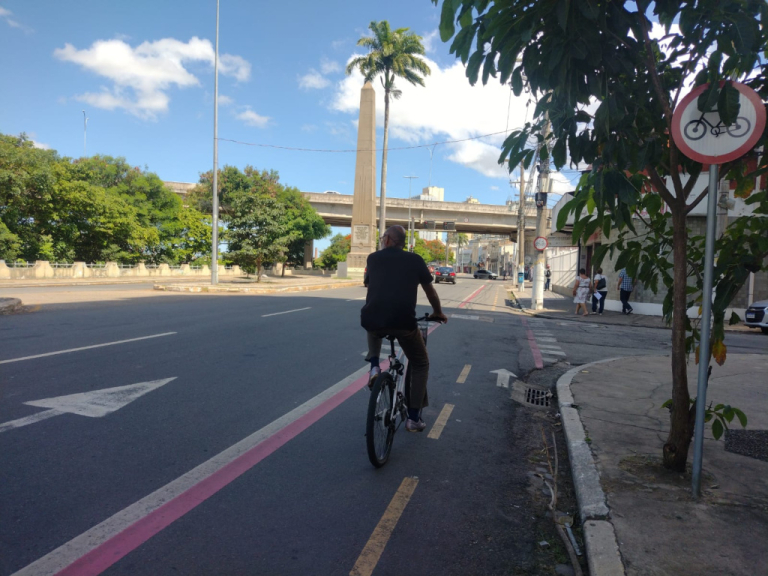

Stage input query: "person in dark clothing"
[
  {"left": 362, "top": 226, "right": 448, "bottom": 432},
  {"left": 545, "top": 265, "right": 552, "bottom": 291},
  {"left": 617, "top": 268, "right": 634, "bottom": 314}
]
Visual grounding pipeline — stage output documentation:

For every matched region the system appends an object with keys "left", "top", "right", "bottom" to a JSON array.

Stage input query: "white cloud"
[
  {"left": 218, "top": 94, "right": 234, "bottom": 106},
  {"left": 236, "top": 107, "right": 270, "bottom": 128},
  {"left": 0, "top": 6, "right": 32, "bottom": 32},
  {"left": 54, "top": 37, "right": 251, "bottom": 119},
  {"left": 333, "top": 51, "right": 534, "bottom": 180},
  {"left": 298, "top": 70, "right": 330, "bottom": 90},
  {"left": 320, "top": 58, "right": 341, "bottom": 74},
  {"left": 490, "top": 185, "right": 499, "bottom": 191},
  {"left": 421, "top": 30, "right": 439, "bottom": 54}
]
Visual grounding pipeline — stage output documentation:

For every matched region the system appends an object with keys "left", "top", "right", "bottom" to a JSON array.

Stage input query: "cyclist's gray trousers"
[{"left": 366, "top": 327, "right": 429, "bottom": 409}]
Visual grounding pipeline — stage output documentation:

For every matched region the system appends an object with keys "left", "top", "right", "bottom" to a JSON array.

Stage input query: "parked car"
[
  {"left": 434, "top": 267, "right": 456, "bottom": 284},
  {"left": 744, "top": 299, "right": 768, "bottom": 334},
  {"left": 474, "top": 269, "right": 498, "bottom": 280}
]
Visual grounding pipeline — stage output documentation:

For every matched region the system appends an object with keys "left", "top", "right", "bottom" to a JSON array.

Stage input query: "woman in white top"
[
  {"left": 572, "top": 267, "right": 591, "bottom": 317},
  {"left": 592, "top": 267, "right": 608, "bottom": 315}
]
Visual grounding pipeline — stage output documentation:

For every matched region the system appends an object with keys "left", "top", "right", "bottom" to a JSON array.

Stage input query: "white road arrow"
[
  {"left": 0, "top": 378, "right": 177, "bottom": 433},
  {"left": 490, "top": 369, "right": 517, "bottom": 388}
]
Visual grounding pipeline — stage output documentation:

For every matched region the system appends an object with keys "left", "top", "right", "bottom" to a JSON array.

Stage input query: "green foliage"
[
  {"left": 316, "top": 234, "right": 351, "bottom": 270},
  {"left": 189, "top": 165, "right": 329, "bottom": 271},
  {"left": 662, "top": 399, "right": 747, "bottom": 440},
  {"left": 225, "top": 192, "right": 288, "bottom": 281},
  {"left": 346, "top": 21, "right": 431, "bottom": 95},
  {"left": 434, "top": 0, "right": 768, "bottom": 469}
]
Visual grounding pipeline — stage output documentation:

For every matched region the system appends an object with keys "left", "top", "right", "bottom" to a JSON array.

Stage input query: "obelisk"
[{"left": 344, "top": 81, "right": 377, "bottom": 275}]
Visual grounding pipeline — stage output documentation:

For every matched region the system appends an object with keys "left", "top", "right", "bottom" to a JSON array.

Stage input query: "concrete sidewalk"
[
  {"left": 508, "top": 285, "right": 756, "bottom": 333},
  {"left": 559, "top": 354, "right": 768, "bottom": 575}
]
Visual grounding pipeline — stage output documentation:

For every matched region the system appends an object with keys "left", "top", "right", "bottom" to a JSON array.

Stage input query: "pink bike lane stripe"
[
  {"left": 458, "top": 283, "right": 488, "bottom": 309},
  {"left": 521, "top": 318, "right": 544, "bottom": 369},
  {"left": 54, "top": 368, "right": 380, "bottom": 576}
]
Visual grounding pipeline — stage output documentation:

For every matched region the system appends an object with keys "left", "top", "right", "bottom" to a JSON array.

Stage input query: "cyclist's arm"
[{"left": 421, "top": 282, "right": 448, "bottom": 323}]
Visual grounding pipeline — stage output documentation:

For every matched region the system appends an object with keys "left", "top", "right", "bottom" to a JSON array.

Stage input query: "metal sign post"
[{"left": 671, "top": 81, "right": 766, "bottom": 498}]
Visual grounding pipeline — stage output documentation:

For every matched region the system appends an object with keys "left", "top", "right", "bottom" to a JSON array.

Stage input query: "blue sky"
[{"left": 0, "top": 0, "right": 579, "bottom": 250}]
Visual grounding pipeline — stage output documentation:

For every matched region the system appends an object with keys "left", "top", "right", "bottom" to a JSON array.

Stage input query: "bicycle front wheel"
[
  {"left": 366, "top": 373, "right": 396, "bottom": 468},
  {"left": 683, "top": 120, "right": 707, "bottom": 141}
]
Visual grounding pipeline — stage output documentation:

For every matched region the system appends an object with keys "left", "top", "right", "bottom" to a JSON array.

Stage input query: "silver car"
[
  {"left": 744, "top": 299, "right": 768, "bottom": 334},
  {"left": 474, "top": 269, "right": 498, "bottom": 280}
]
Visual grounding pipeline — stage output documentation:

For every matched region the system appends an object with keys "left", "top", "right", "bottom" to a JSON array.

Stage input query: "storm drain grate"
[{"left": 525, "top": 388, "right": 551, "bottom": 407}]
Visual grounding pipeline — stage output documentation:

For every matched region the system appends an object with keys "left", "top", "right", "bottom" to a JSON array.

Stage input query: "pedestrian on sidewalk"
[
  {"left": 591, "top": 267, "right": 607, "bottom": 315},
  {"left": 617, "top": 268, "right": 634, "bottom": 314},
  {"left": 545, "top": 265, "right": 551, "bottom": 291},
  {"left": 572, "top": 268, "right": 591, "bottom": 317}
]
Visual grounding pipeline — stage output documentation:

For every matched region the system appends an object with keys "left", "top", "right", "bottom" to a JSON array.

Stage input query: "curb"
[
  {"left": 154, "top": 280, "right": 362, "bottom": 294},
  {"left": 0, "top": 298, "right": 22, "bottom": 314},
  {"left": 506, "top": 289, "right": 753, "bottom": 334},
  {"left": 556, "top": 358, "right": 627, "bottom": 576}
]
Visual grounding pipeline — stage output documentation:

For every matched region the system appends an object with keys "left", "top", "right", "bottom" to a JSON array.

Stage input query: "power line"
[{"left": 216, "top": 128, "right": 522, "bottom": 154}]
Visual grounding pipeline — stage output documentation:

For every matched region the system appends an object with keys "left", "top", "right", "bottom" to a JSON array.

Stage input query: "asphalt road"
[{"left": 1, "top": 279, "right": 765, "bottom": 576}]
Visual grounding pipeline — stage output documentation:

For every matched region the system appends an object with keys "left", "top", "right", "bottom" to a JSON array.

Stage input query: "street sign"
[
  {"left": 533, "top": 236, "right": 548, "bottom": 251},
  {"left": 547, "top": 233, "right": 577, "bottom": 248},
  {"left": 671, "top": 80, "right": 766, "bottom": 500},
  {"left": 671, "top": 81, "right": 766, "bottom": 165}
]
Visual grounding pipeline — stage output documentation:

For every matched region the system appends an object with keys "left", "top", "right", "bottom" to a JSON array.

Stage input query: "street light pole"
[
  {"left": 404, "top": 176, "right": 418, "bottom": 250},
  {"left": 211, "top": 0, "right": 220, "bottom": 286},
  {"left": 532, "top": 114, "right": 552, "bottom": 310},
  {"left": 82, "top": 110, "right": 88, "bottom": 157}
]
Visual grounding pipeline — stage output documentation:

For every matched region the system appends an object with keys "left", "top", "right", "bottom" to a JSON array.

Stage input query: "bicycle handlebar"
[{"left": 418, "top": 312, "right": 446, "bottom": 324}]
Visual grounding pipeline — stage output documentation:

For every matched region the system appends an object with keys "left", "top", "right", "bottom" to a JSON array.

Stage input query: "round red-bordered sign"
[
  {"left": 534, "top": 236, "right": 548, "bottom": 251},
  {"left": 671, "top": 81, "right": 766, "bottom": 165}
]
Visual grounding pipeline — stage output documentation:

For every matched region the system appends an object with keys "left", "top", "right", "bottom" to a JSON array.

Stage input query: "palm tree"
[{"left": 347, "top": 21, "right": 431, "bottom": 239}]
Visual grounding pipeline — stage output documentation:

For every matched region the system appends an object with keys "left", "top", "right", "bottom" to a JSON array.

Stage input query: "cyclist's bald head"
[{"left": 383, "top": 226, "right": 406, "bottom": 249}]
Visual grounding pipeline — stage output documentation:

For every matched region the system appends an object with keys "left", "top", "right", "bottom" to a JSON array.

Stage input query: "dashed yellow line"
[
  {"left": 456, "top": 364, "right": 472, "bottom": 383},
  {"left": 492, "top": 288, "right": 499, "bottom": 312},
  {"left": 428, "top": 403, "right": 455, "bottom": 440},
  {"left": 349, "top": 477, "right": 419, "bottom": 576}
]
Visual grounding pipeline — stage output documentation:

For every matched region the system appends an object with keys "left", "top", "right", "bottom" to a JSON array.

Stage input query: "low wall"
[{"left": 0, "top": 260, "right": 244, "bottom": 281}]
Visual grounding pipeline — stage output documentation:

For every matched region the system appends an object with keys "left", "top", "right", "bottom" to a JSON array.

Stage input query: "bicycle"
[
  {"left": 365, "top": 313, "right": 438, "bottom": 468},
  {"left": 683, "top": 111, "right": 751, "bottom": 141}
]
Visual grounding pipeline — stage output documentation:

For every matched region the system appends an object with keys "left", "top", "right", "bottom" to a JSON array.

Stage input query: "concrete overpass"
[
  {"left": 302, "top": 192, "right": 547, "bottom": 238},
  {"left": 162, "top": 182, "right": 547, "bottom": 240}
]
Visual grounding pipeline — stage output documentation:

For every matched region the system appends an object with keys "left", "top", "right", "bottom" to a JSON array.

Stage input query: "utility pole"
[
  {"left": 211, "top": 0, "right": 220, "bottom": 285},
  {"left": 531, "top": 115, "right": 552, "bottom": 310},
  {"left": 516, "top": 162, "right": 526, "bottom": 289},
  {"left": 404, "top": 175, "right": 418, "bottom": 251}
]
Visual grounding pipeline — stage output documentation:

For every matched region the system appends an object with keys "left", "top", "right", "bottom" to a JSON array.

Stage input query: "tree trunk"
[
  {"left": 256, "top": 260, "right": 262, "bottom": 283},
  {"left": 663, "top": 206, "right": 695, "bottom": 471},
  {"left": 281, "top": 260, "right": 286, "bottom": 277},
  {"left": 380, "top": 83, "right": 390, "bottom": 240}
]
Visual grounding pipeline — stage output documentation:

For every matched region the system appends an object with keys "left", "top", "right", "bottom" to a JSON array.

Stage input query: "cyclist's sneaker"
[
  {"left": 406, "top": 418, "right": 427, "bottom": 433},
  {"left": 368, "top": 367, "right": 381, "bottom": 390}
]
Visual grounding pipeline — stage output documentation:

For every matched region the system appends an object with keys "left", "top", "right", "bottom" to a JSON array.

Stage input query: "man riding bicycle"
[{"left": 361, "top": 225, "right": 448, "bottom": 432}]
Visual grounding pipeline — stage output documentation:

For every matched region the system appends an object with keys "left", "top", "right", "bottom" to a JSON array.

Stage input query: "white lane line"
[
  {"left": 532, "top": 331, "right": 554, "bottom": 336},
  {"left": 536, "top": 337, "right": 558, "bottom": 343},
  {"left": 0, "top": 409, "right": 62, "bottom": 433},
  {"left": 0, "top": 332, "right": 177, "bottom": 365},
  {"left": 12, "top": 365, "right": 371, "bottom": 576},
  {"left": 537, "top": 344, "right": 564, "bottom": 351},
  {"left": 540, "top": 350, "right": 566, "bottom": 356},
  {"left": 346, "top": 296, "right": 366, "bottom": 301},
  {"left": 261, "top": 307, "right": 311, "bottom": 317}
]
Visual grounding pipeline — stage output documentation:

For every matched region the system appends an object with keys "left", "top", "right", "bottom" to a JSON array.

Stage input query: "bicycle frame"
[{"left": 383, "top": 314, "right": 433, "bottom": 428}]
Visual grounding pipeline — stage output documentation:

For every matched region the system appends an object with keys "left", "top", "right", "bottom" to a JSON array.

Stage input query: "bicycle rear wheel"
[{"left": 366, "top": 373, "right": 396, "bottom": 468}]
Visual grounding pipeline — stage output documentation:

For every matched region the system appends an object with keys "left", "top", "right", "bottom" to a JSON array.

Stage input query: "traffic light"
[
  {"left": 425, "top": 221, "right": 436, "bottom": 230},
  {"left": 443, "top": 221, "right": 456, "bottom": 231}
]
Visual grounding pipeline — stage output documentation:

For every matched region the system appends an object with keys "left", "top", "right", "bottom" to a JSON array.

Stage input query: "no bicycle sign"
[{"left": 672, "top": 81, "right": 765, "bottom": 164}]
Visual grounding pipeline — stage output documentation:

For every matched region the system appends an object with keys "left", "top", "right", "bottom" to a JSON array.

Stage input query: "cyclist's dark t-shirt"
[{"left": 361, "top": 247, "right": 433, "bottom": 331}]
